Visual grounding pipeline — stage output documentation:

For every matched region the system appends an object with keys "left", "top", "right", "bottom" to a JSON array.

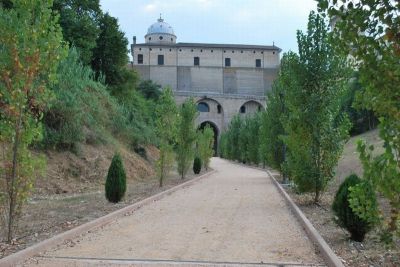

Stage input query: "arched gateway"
[
  {"left": 198, "top": 121, "right": 219, "bottom": 155},
  {"left": 130, "top": 17, "right": 281, "bottom": 152}
]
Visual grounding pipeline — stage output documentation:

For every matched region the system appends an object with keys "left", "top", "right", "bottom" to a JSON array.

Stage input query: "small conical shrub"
[
  {"left": 105, "top": 153, "right": 126, "bottom": 203},
  {"left": 332, "top": 174, "right": 375, "bottom": 242},
  {"left": 193, "top": 157, "right": 201, "bottom": 174}
]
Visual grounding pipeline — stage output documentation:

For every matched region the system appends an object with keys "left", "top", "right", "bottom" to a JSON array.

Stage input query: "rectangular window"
[
  {"left": 256, "top": 59, "right": 261, "bottom": 68},
  {"left": 158, "top": 55, "right": 164, "bottom": 65},
  {"left": 225, "top": 58, "right": 231, "bottom": 67},
  {"left": 138, "top": 54, "right": 143, "bottom": 64},
  {"left": 194, "top": 57, "right": 200, "bottom": 66}
]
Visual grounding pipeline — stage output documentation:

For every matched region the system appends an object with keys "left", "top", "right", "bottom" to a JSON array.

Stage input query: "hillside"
[
  {"left": 335, "top": 129, "right": 383, "bottom": 186},
  {"left": 34, "top": 142, "right": 157, "bottom": 196}
]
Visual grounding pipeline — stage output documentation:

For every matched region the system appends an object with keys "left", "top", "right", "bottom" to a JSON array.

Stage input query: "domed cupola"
[{"left": 145, "top": 15, "right": 177, "bottom": 44}]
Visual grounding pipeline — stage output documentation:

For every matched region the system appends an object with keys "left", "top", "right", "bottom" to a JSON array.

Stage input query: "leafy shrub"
[
  {"left": 193, "top": 157, "right": 201, "bottom": 174},
  {"left": 105, "top": 153, "right": 126, "bottom": 203},
  {"left": 332, "top": 174, "right": 376, "bottom": 241}
]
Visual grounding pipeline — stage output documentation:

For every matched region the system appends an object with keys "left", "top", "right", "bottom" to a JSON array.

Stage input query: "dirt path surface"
[{"left": 24, "top": 158, "right": 323, "bottom": 266}]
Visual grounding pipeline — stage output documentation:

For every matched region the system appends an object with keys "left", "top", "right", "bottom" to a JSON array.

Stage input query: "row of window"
[
  {"left": 148, "top": 36, "right": 174, "bottom": 41},
  {"left": 138, "top": 47, "right": 275, "bottom": 55},
  {"left": 137, "top": 54, "right": 262, "bottom": 67},
  {"left": 197, "top": 102, "right": 250, "bottom": 114}
]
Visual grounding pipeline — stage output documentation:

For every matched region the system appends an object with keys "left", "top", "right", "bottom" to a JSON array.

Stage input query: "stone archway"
[
  {"left": 198, "top": 121, "right": 219, "bottom": 156},
  {"left": 239, "top": 100, "right": 264, "bottom": 115}
]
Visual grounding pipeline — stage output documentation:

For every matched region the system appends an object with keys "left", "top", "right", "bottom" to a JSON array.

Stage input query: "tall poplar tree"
[
  {"left": 176, "top": 98, "right": 198, "bottom": 179},
  {"left": 155, "top": 88, "right": 177, "bottom": 187},
  {"left": 283, "top": 11, "right": 351, "bottom": 203}
]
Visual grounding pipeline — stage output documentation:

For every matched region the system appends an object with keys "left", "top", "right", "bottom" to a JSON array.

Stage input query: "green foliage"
[
  {"left": 109, "top": 68, "right": 157, "bottom": 145},
  {"left": 246, "top": 113, "right": 261, "bottom": 165},
  {"left": 282, "top": 12, "right": 351, "bottom": 203},
  {"left": 356, "top": 131, "right": 400, "bottom": 236},
  {"left": 42, "top": 48, "right": 156, "bottom": 151},
  {"left": 332, "top": 174, "right": 376, "bottom": 241},
  {"left": 221, "top": 115, "right": 242, "bottom": 160},
  {"left": 105, "top": 153, "right": 126, "bottom": 203},
  {"left": 341, "top": 72, "right": 378, "bottom": 136},
  {"left": 137, "top": 80, "right": 162, "bottom": 101},
  {"left": 155, "top": 88, "right": 178, "bottom": 186},
  {"left": 193, "top": 157, "right": 202, "bottom": 174},
  {"left": 220, "top": 113, "right": 262, "bottom": 166},
  {"left": 0, "top": 0, "right": 67, "bottom": 242},
  {"left": 91, "top": 13, "right": 128, "bottom": 86},
  {"left": 176, "top": 98, "right": 198, "bottom": 179},
  {"left": 53, "top": 0, "right": 101, "bottom": 65},
  {"left": 0, "top": 0, "right": 12, "bottom": 8},
  {"left": 260, "top": 76, "right": 287, "bottom": 170},
  {"left": 42, "top": 49, "right": 120, "bottom": 149},
  {"left": 218, "top": 132, "right": 228, "bottom": 158},
  {"left": 197, "top": 125, "right": 214, "bottom": 170},
  {"left": 319, "top": 0, "right": 400, "bottom": 236}
]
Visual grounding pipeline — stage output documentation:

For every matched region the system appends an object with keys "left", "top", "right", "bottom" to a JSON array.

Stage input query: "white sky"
[{"left": 100, "top": 0, "right": 318, "bottom": 57}]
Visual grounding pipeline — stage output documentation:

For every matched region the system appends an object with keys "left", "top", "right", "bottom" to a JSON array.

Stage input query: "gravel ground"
[{"left": 25, "top": 158, "right": 323, "bottom": 266}]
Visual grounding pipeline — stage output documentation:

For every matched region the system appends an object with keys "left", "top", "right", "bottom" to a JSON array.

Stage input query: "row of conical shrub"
[{"left": 105, "top": 153, "right": 203, "bottom": 203}]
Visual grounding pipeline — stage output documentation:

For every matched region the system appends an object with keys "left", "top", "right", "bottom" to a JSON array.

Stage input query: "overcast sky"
[{"left": 100, "top": 0, "right": 318, "bottom": 57}]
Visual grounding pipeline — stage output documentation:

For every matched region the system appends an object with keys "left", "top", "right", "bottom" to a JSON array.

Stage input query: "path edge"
[
  {"left": 0, "top": 170, "right": 216, "bottom": 267},
  {"left": 227, "top": 160, "right": 344, "bottom": 267},
  {"left": 265, "top": 169, "right": 345, "bottom": 267}
]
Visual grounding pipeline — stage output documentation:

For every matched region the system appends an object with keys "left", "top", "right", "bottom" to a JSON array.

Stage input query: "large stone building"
[{"left": 130, "top": 17, "right": 281, "bottom": 149}]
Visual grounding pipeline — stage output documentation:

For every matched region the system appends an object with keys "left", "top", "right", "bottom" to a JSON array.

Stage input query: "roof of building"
[
  {"left": 135, "top": 42, "right": 281, "bottom": 51},
  {"left": 146, "top": 17, "right": 175, "bottom": 36}
]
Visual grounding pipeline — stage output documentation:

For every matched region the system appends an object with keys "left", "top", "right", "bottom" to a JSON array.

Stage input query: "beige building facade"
[{"left": 130, "top": 17, "right": 281, "bottom": 148}]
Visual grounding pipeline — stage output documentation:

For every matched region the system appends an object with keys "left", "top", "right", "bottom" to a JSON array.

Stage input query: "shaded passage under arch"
[{"left": 198, "top": 121, "right": 218, "bottom": 156}]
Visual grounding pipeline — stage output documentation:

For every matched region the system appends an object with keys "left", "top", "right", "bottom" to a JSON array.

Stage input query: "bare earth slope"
[{"left": 25, "top": 158, "right": 323, "bottom": 266}]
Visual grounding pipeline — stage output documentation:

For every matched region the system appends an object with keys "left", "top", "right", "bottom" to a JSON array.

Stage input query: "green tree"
[
  {"left": 238, "top": 117, "right": 250, "bottom": 164},
  {"left": 247, "top": 113, "right": 261, "bottom": 165},
  {"left": 283, "top": 12, "right": 351, "bottom": 203},
  {"left": 227, "top": 115, "right": 242, "bottom": 161},
  {"left": 91, "top": 13, "right": 128, "bottom": 86},
  {"left": 319, "top": 0, "right": 400, "bottom": 235},
  {"left": 137, "top": 80, "right": 162, "bottom": 101},
  {"left": 53, "top": 0, "right": 101, "bottom": 65},
  {"left": 197, "top": 125, "right": 214, "bottom": 170},
  {"left": 341, "top": 72, "right": 377, "bottom": 136},
  {"left": 0, "top": 0, "right": 67, "bottom": 242},
  {"left": 260, "top": 53, "right": 295, "bottom": 172},
  {"left": 155, "top": 88, "right": 178, "bottom": 187},
  {"left": 105, "top": 153, "right": 127, "bottom": 203},
  {"left": 176, "top": 98, "right": 198, "bottom": 179}
]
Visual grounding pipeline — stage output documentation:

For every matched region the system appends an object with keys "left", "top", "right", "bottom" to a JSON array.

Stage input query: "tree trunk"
[
  {"left": 388, "top": 205, "right": 398, "bottom": 233},
  {"left": 7, "top": 115, "right": 22, "bottom": 243}
]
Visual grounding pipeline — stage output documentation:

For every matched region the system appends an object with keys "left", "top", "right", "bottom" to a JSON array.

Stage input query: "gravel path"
[{"left": 25, "top": 158, "right": 323, "bottom": 266}]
